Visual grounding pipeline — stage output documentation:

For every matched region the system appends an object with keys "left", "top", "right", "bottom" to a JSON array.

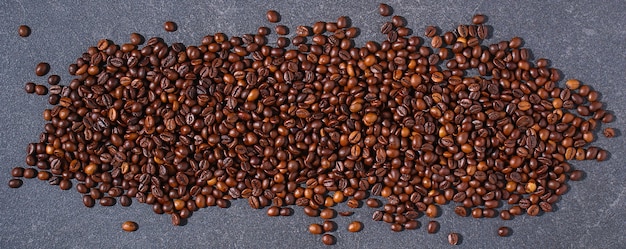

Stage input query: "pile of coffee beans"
[{"left": 9, "top": 3, "right": 615, "bottom": 246}]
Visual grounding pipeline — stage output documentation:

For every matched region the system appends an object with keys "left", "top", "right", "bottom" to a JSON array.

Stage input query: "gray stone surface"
[{"left": 0, "top": 0, "right": 624, "bottom": 248}]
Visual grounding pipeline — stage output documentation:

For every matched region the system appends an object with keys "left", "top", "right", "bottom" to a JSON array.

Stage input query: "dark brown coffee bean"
[
  {"left": 321, "top": 234, "right": 335, "bottom": 245},
  {"left": 472, "top": 14, "right": 486, "bottom": 25},
  {"left": 266, "top": 10, "right": 280, "bottom": 23},
  {"left": 322, "top": 220, "right": 336, "bottom": 232},
  {"left": 378, "top": 3, "right": 393, "bottom": 16},
  {"left": 34, "top": 84, "right": 48, "bottom": 95},
  {"left": 427, "top": 220, "right": 439, "bottom": 233},
  {"left": 35, "top": 62, "right": 50, "bottom": 76},
  {"left": 267, "top": 206, "right": 280, "bottom": 216},
  {"left": 8, "top": 179, "right": 23, "bottom": 188},
  {"left": 164, "top": 21, "right": 177, "bottom": 32},
  {"left": 497, "top": 226, "right": 510, "bottom": 237},
  {"left": 569, "top": 170, "right": 584, "bottom": 181},
  {"left": 18, "top": 25, "right": 31, "bottom": 37},
  {"left": 454, "top": 206, "right": 468, "bottom": 217}
]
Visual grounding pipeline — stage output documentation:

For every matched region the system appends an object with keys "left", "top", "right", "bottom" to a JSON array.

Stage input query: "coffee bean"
[
  {"left": 603, "top": 128, "right": 615, "bottom": 138},
  {"left": 18, "top": 25, "right": 31, "bottom": 37},
  {"left": 275, "top": 25, "right": 289, "bottom": 35},
  {"left": 266, "top": 10, "right": 280, "bottom": 23},
  {"left": 34, "top": 84, "right": 47, "bottom": 95},
  {"left": 365, "top": 198, "right": 380, "bottom": 208},
  {"left": 497, "top": 226, "right": 510, "bottom": 237},
  {"left": 8, "top": 179, "right": 23, "bottom": 188},
  {"left": 321, "top": 234, "right": 335, "bottom": 245},
  {"left": 164, "top": 21, "right": 177, "bottom": 32},
  {"left": 11, "top": 167, "right": 25, "bottom": 177},
  {"left": 427, "top": 220, "right": 439, "bottom": 233},
  {"left": 347, "top": 221, "right": 363, "bottom": 232},
  {"left": 322, "top": 220, "right": 336, "bottom": 232},
  {"left": 569, "top": 170, "right": 584, "bottom": 181},
  {"left": 454, "top": 206, "right": 468, "bottom": 217},
  {"left": 23, "top": 168, "right": 36, "bottom": 179},
  {"left": 448, "top": 232, "right": 460, "bottom": 245},
  {"left": 378, "top": 3, "right": 393, "bottom": 16},
  {"left": 35, "top": 62, "right": 50, "bottom": 76},
  {"left": 472, "top": 14, "right": 486, "bottom": 24},
  {"left": 309, "top": 223, "right": 323, "bottom": 234},
  {"left": 122, "top": 221, "right": 138, "bottom": 232},
  {"left": 320, "top": 208, "right": 336, "bottom": 219}
]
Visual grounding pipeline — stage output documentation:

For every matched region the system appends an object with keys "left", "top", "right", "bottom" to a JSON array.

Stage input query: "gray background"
[{"left": 1, "top": 0, "right": 625, "bottom": 248}]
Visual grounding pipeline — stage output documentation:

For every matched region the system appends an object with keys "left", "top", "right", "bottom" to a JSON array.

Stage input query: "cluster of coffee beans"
[{"left": 9, "top": 3, "right": 614, "bottom": 245}]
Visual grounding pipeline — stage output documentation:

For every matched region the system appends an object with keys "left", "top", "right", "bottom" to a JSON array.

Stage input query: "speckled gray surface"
[{"left": 0, "top": 0, "right": 625, "bottom": 248}]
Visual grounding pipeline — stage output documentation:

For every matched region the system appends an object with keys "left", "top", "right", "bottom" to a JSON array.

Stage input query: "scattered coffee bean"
[
  {"left": 427, "top": 221, "right": 439, "bottom": 234},
  {"left": 8, "top": 179, "right": 23, "bottom": 188},
  {"left": 122, "top": 221, "right": 138, "bottom": 232},
  {"left": 309, "top": 223, "right": 323, "bottom": 234},
  {"left": 497, "top": 226, "right": 510, "bottom": 237},
  {"left": 321, "top": 234, "right": 335, "bottom": 245},
  {"left": 266, "top": 10, "right": 280, "bottom": 23},
  {"left": 448, "top": 232, "right": 460, "bottom": 245},
  {"left": 164, "top": 21, "right": 177, "bottom": 32},
  {"left": 18, "top": 25, "right": 31, "bottom": 37},
  {"left": 323, "top": 220, "right": 336, "bottom": 232},
  {"left": 378, "top": 3, "right": 393, "bottom": 16},
  {"left": 603, "top": 128, "right": 615, "bottom": 138},
  {"left": 472, "top": 14, "right": 486, "bottom": 24},
  {"left": 35, "top": 62, "right": 50, "bottom": 76},
  {"left": 347, "top": 221, "right": 363, "bottom": 232}
]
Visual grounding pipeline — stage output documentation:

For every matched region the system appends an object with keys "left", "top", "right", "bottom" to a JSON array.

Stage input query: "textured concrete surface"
[{"left": 0, "top": 1, "right": 624, "bottom": 248}]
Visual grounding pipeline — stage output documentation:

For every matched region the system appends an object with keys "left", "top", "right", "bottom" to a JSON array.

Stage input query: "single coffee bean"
[
  {"left": 365, "top": 198, "right": 380, "bottom": 208},
  {"left": 309, "top": 223, "right": 323, "bottom": 234},
  {"left": 603, "top": 128, "right": 615, "bottom": 138},
  {"left": 267, "top": 206, "right": 280, "bottom": 216},
  {"left": 497, "top": 226, "right": 511, "bottom": 237},
  {"left": 378, "top": 3, "right": 393, "bottom": 16},
  {"left": 35, "top": 62, "right": 50, "bottom": 76},
  {"left": 427, "top": 220, "right": 439, "bottom": 233},
  {"left": 34, "top": 84, "right": 48, "bottom": 95},
  {"left": 275, "top": 25, "right": 289, "bottom": 35},
  {"left": 347, "top": 221, "right": 363, "bottom": 232},
  {"left": 321, "top": 234, "right": 335, "bottom": 245},
  {"left": 23, "top": 168, "right": 37, "bottom": 179},
  {"left": 472, "top": 14, "right": 486, "bottom": 25},
  {"left": 164, "top": 21, "right": 177, "bottom": 32},
  {"left": 83, "top": 195, "right": 95, "bottom": 207},
  {"left": 338, "top": 211, "right": 354, "bottom": 216},
  {"left": 47, "top": 75, "right": 61, "bottom": 85},
  {"left": 18, "top": 25, "right": 31, "bottom": 37},
  {"left": 320, "top": 208, "right": 336, "bottom": 219},
  {"left": 129, "top": 33, "right": 144, "bottom": 45},
  {"left": 266, "top": 10, "right": 280, "bottom": 23},
  {"left": 448, "top": 232, "right": 460, "bottom": 245},
  {"left": 323, "top": 220, "right": 336, "bottom": 232},
  {"left": 24, "top": 82, "right": 36, "bottom": 93},
  {"left": 8, "top": 179, "right": 23, "bottom": 188},
  {"left": 122, "top": 221, "right": 138, "bottom": 232},
  {"left": 454, "top": 206, "right": 468, "bottom": 217},
  {"left": 11, "top": 167, "right": 25, "bottom": 177},
  {"left": 404, "top": 220, "right": 419, "bottom": 230},
  {"left": 569, "top": 170, "right": 584, "bottom": 181}
]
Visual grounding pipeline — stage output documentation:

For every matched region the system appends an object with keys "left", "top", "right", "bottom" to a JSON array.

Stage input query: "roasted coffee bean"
[
  {"left": 378, "top": 3, "right": 393, "bottom": 16},
  {"left": 266, "top": 10, "right": 280, "bottom": 23},
  {"left": 497, "top": 226, "right": 510, "bottom": 237},
  {"left": 122, "top": 221, "right": 138, "bottom": 232},
  {"left": 427, "top": 221, "right": 439, "bottom": 234},
  {"left": 347, "top": 221, "right": 363, "bottom": 232},
  {"left": 309, "top": 223, "right": 323, "bottom": 234},
  {"left": 603, "top": 128, "right": 615, "bottom": 138},
  {"left": 8, "top": 179, "right": 23, "bottom": 188},
  {"left": 35, "top": 62, "right": 50, "bottom": 76},
  {"left": 321, "top": 234, "right": 335, "bottom": 245},
  {"left": 18, "top": 25, "right": 31, "bottom": 37},
  {"left": 472, "top": 14, "right": 486, "bottom": 25},
  {"left": 164, "top": 21, "right": 177, "bottom": 32},
  {"left": 448, "top": 232, "right": 460, "bottom": 245}
]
